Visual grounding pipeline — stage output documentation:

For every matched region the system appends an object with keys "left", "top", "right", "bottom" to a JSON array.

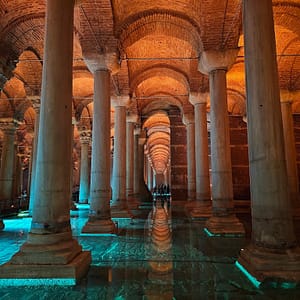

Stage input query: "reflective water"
[{"left": 1, "top": 202, "right": 300, "bottom": 299}]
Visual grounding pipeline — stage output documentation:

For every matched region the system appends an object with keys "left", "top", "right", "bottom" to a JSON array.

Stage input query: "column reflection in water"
[{"left": 144, "top": 198, "right": 174, "bottom": 299}]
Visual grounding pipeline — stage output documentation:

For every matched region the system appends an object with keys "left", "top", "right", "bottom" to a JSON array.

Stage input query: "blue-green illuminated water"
[{"left": 1, "top": 204, "right": 300, "bottom": 299}]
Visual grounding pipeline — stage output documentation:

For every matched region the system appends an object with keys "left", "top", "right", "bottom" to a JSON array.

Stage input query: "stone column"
[
  {"left": 78, "top": 129, "right": 91, "bottom": 204},
  {"left": 0, "top": 119, "right": 19, "bottom": 202},
  {"left": 111, "top": 96, "right": 132, "bottom": 217},
  {"left": 137, "top": 131, "right": 153, "bottom": 205},
  {"left": 28, "top": 97, "right": 40, "bottom": 215},
  {"left": 182, "top": 112, "right": 196, "bottom": 202},
  {"left": 126, "top": 114, "right": 137, "bottom": 198},
  {"left": 199, "top": 50, "right": 244, "bottom": 235},
  {"left": 69, "top": 117, "right": 78, "bottom": 211},
  {"left": 280, "top": 98, "right": 300, "bottom": 215},
  {"left": 82, "top": 52, "right": 119, "bottom": 233},
  {"left": 0, "top": 119, "right": 20, "bottom": 230},
  {"left": 0, "top": 0, "right": 91, "bottom": 283},
  {"left": 187, "top": 93, "right": 212, "bottom": 217},
  {"left": 133, "top": 127, "right": 141, "bottom": 196},
  {"left": 237, "top": 0, "right": 300, "bottom": 285},
  {"left": 147, "top": 160, "right": 153, "bottom": 192}
]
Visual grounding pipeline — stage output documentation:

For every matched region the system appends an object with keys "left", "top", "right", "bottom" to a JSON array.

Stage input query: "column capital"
[
  {"left": 111, "top": 95, "right": 131, "bottom": 108},
  {"left": 84, "top": 51, "right": 120, "bottom": 75},
  {"left": 189, "top": 92, "right": 209, "bottom": 106},
  {"left": 198, "top": 49, "right": 239, "bottom": 75},
  {"left": 134, "top": 126, "right": 141, "bottom": 136},
  {"left": 79, "top": 129, "right": 92, "bottom": 144},
  {"left": 182, "top": 112, "right": 195, "bottom": 126},
  {"left": 126, "top": 113, "right": 138, "bottom": 124},
  {"left": 28, "top": 96, "right": 41, "bottom": 112},
  {"left": 280, "top": 90, "right": 293, "bottom": 104},
  {"left": 0, "top": 117, "right": 22, "bottom": 133}
]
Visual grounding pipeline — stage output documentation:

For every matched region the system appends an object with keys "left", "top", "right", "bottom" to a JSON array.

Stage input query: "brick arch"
[
  {"left": 278, "top": 38, "right": 300, "bottom": 90},
  {"left": 131, "top": 64, "right": 189, "bottom": 94},
  {"left": 273, "top": 3, "right": 300, "bottom": 38},
  {"left": 0, "top": 13, "right": 45, "bottom": 59},
  {"left": 14, "top": 49, "right": 42, "bottom": 96},
  {"left": 118, "top": 10, "right": 202, "bottom": 53},
  {"left": 141, "top": 94, "right": 184, "bottom": 116},
  {"left": 227, "top": 88, "right": 246, "bottom": 115}
]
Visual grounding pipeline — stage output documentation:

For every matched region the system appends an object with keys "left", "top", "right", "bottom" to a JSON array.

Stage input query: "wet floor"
[{"left": 1, "top": 203, "right": 300, "bottom": 299}]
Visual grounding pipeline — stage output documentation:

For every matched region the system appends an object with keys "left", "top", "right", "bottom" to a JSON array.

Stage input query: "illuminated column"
[
  {"left": 82, "top": 52, "right": 119, "bottom": 233},
  {"left": 69, "top": 117, "right": 77, "bottom": 210},
  {"left": 182, "top": 112, "right": 196, "bottom": 201},
  {"left": 147, "top": 160, "right": 153, "bottom": 191},
  {"left": 237, "top": 0, "right": 300, "bottom": 285},
  {"left": 0, "top": 0, "right": 91, "bottom": 283},
  {"left": 138, "top": 131, "right": 153, "bottom": 204},
  {"left": 0, "top": 119, "right": 19, "bottom": 200},
  {"left": 0, "top": 119, "right": 19, "bottom": 230},
  {"left": 111, "top": 96, "right": 132, "bottom": 217},
  {"left": 133, "top": 127, "right": 140, "bottom": 195},
  {"left": 187, "top": 93, "right": 211, "bottom": 217},
  {"left": 126, "top": 114, "right": 137, "bottom": 197},
  {"left": 280, "top": 97, "right": 300, "bottom": 214},
  {"left": 199, "top": 50, "right": 244, "bottom": 235},
  {"left": 28, "top": 96, "right": 40, "bottom": 215},
  {"left": 78, "top": 128, "right": 91, "bottom": 204}
]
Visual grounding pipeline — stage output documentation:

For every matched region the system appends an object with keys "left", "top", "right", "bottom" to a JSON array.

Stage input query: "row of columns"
[{"left": 0, "top": 0, "right": 299, "bottom": 286}]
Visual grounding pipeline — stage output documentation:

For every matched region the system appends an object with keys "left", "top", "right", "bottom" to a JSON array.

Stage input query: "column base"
[
  {"left": 204, "top": 215, "right": 245, "bottom": 236},
  {"left": 0, "top": 232, "right": 91, "bottom": 285},
  {"left": 79, "top": 199, "right": 88, "bottom": 204},
  {"left": 0, "top": 251, "right": 91, "bottom": 286},
  {"left": 82, "top": 218, "right": 117, "bottom": 234},
  {"left": 236, "top": 243, "right": 300, "bottom": 288},
  {"left": 0, "top": 219, "right": 4, "bottom": 230}
]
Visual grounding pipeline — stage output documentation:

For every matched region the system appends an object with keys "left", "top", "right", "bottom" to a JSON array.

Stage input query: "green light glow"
[
  {"left": 0, "top": 278, "right": 76, "bottom": 286},
  {"left": 204, "top": 228, "right": 244, "bottom": 237},
  {"left": 235, "top": 261, "right": 261, "bottom": 288},
  {"left": 204, "top": 228, "right": 214, "bottom": 237},
  {"left": 80, "top": 233, "right": 117, "bottom": 237}
]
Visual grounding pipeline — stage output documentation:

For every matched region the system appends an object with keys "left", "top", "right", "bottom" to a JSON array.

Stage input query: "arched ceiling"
[{"left": 0, "top": 0, "right": 299, "bottom": 169}]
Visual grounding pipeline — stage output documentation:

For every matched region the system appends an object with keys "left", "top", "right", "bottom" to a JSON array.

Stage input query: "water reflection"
[{"left": 144, "top": 199, "right": 174, "bottom": 299}]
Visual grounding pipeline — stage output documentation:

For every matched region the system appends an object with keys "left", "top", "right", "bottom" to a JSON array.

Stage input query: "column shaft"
[
  {"left": 0, "top": 0, "right": 91, "bottom": 283},
  {"left": 209, "top": 69, "right": 234, "bottom": 213},
  {"left": 0, "top": 128, "right": 16, "bottom": 203},
  {"left": 281, "top": 101, "right": 300, "bottom": 213},
  {"left": 29, "top": 103, "right": 40, "bottom": 214},
  {"left": 186, "top": 119, "right": 196, "bottom": 200},
  {"left": 111, "top": 105, "right": 127, "bottom": 207},
  {"left": 133, "top": 130, "right": 140, "bottom": 195},
  {"left": 79, "top": 140, "right": 90, "bottom": 204},
  {"left": 243, "top": 0, "right": 295, "bottom": 247},
  {"left": 126, "top": 121, "right": 134, "bottom": 196},
  {"left": 84, "top": 69, "right": 115, "bottom": 231},
  {"left": 194, "top": 104, "right": 210, "bottom": 202},
  {"left": 237, "top": 0, "right": 300, "bottom": 286}
]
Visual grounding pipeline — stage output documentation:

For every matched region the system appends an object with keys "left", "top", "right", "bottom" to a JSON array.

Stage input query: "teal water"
[{"left": 1, "top": 203, "right": 300, "bottom": 299}]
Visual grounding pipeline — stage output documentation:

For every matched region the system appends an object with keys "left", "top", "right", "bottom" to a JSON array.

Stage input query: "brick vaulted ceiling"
[{"left": 0, "top": 0, "right": 299, "bottom": 173}]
